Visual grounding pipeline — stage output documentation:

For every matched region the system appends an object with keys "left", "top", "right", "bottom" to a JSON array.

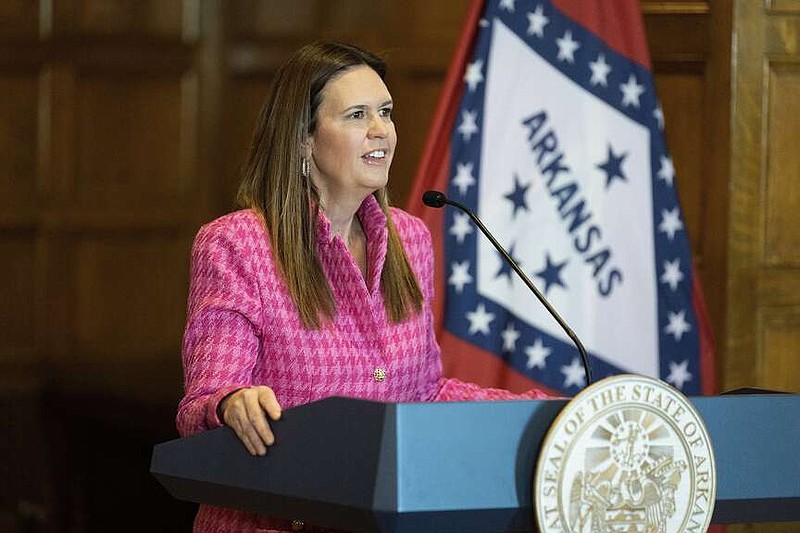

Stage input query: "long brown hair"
[{"left": 237, "top": 42, "right": 423, "bottom": 329}]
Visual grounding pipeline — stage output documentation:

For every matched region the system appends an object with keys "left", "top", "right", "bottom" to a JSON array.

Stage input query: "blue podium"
[{"left": 151, "top": 394, "right": 800, "bottom": 531}]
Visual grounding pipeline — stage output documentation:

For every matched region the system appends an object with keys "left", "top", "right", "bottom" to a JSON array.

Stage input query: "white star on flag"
[
  {"left": 589, "top": 54, "right": 611, "bottom": 86},
  {"left": 660, "top": 258, "right": 684, "bottom": 291},
  {"left": 526, "top": 5, "right": 549, "bottom": 37},
  {"left": 464, "top": 60, "right": 484, "bottom": 92},
  {"left": 653, "top": 106, "right": 664, "bottom": 130},
  {"left": 499, "top": 0, "right": 515, "bottom": 12},
  {"left": 457, "top": 109, "right": 479, "bottom": 142},
  {"left": 561, "top": 358, "right": 586, "bottom": 388},
  {"left": 556, "top": 30, "right": 580, "bottom": 63},
  {"left": 658, "top": 155, "right": 675, "bottom": 187},
  {"left": 466, "top": 303, "right": 495, "bottom": 335},
  {"left": 658, "top": 207, "right": 684, "bottom": 240},
  {"left": 501, "top": 323, "right": 521, "bottom": 352},
  {"left": 665, "top": 310, "right": 691, "bottom": 341},
  {"left": 449, "top": 212, "right": 473, "bottom": 243},
  {"left": 620, "top": 73, "right": 645, "bottom": 108},
  {"left": 449, "top": 261, "right": 473, "bottom": 293},
  {"left": 666, "top": 359, "right": 693, "bottom": 390},
  {"left": 525, "top": 338, "right": 551, "bottom": 369},
  {"left": 452, "top": 162, "right": 476, "bottom": 195}
]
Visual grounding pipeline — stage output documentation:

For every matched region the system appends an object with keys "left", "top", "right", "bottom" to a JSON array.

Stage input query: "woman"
[{"left": 177, "top": 41, "right": 550, "bottom": 532}]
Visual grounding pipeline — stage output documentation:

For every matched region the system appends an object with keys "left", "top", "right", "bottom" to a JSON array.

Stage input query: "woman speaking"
[{"left": 176, "top": 41, "right": 550, "bottom": 532}]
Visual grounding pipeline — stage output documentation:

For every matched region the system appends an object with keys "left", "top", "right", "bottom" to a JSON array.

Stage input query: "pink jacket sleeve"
[
  {"left": 176, "top": 219, "right": 263, "bottom": 437},
  {"left": 431, "top": 377, "right": 551, "bottom": 401}
]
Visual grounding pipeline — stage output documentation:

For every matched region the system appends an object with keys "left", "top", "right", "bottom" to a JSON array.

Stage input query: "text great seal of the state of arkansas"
[{"left": 534, "top": 374, "right": 716, "bottom": 532}]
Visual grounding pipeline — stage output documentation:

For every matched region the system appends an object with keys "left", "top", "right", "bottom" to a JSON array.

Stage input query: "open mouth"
[{"left": 362, "top": 149, "right": 387, "bottom": 163}]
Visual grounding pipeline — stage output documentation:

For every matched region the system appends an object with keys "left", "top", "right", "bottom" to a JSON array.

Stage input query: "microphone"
[{"left": 423, "top": 189, "right": 593, "bottom": 388}]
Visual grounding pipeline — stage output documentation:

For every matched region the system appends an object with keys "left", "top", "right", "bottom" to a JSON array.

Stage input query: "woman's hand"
[{"left": 219, "top": 386, "right": 282, "bottom": 456}]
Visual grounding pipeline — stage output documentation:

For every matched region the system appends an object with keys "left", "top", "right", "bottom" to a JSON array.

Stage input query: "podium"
[{"left": 151, "top": 394, "right": 800, "bottom": 532}]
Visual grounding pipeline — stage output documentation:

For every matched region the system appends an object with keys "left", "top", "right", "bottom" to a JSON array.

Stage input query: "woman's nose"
[{"left": 368, "top": 114, "right": 388, "bottom": 138}]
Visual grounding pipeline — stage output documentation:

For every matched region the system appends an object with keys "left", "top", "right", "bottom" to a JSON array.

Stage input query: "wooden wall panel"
[
  {"left": 70, "top": 233, "right": 190, "bottom": 361},
  {"left": 219, "top": 77, "right": 272, "bottom": 210},
  {"left": 0, "top": 1, "right": 40, "bottom": 39},
  {"left": 39, "top": 65, "right": 76, "bottom": 200},
  {"left": 0, "top": 232, "right": 37, "bottom": 357},
  {"left": 0, "top": 0, "right": 206, "bottom": 378},
  {"left": 759, "top": 307, "right": 800, "bottom": 391},
  {"left": 75, "top": 73, "right": 191, "bottom": 207},
  {"left": 729, "top": 16, "right": 798, "bottom": 532},
  {"left": 226, "top": 0, "right": 472, "bottom": 44},
  {"left": 765, "top": 61, "right": 800, "bottom": 265},
  {"left": 326, "top": 1, "right": 394, "bottom": 37},
  {"left": 228, "top": 0, "right": 323, "bottom": 37},
  {"left": 52, "top": 0, "right": 188, "bottom": 38},
  {"left": 0, "top": 73, "right": 39, "bottom": 208},
  {"left": 385, "top": 74, "right": 445, "bottom": 203},
  {"left": 0, "top": 388, "right": 49, "bottom": 531},
  {"left": 388, "top": 0, "right": 472, "bottom": 40},
  {"left": 767, "top": 14, "right": 800, "bottom": 52},
  {"left": 729, "top": 0, "right": 800, "bottom": 401},
  {"left": 768, "top": 0, "right": 800, "bottom": 14}
]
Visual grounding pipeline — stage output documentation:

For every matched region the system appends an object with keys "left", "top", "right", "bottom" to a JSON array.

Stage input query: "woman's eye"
[
  {"left": 350, "top": 110, "right": 365, "bottom": 119},
  {"left": 380, "top": 107, "right": 393, "bottom": 118}
]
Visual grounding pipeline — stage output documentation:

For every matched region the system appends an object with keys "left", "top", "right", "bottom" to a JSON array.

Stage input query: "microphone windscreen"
[{"left": 422, "top": 190, "right": 447, "bottom": 208}]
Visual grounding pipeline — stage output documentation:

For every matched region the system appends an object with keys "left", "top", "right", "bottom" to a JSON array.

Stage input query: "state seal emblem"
[{"left": 534, "top": 374, "right": 716, "bottom": 532}]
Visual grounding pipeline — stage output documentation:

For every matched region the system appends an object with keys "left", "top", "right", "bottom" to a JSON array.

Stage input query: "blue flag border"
[{"left": 443, "top": 0, "right": 701, "bottom": 394}]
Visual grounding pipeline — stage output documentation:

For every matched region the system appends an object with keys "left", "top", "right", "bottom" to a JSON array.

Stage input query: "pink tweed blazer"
[{"left": 177, "top": 195, "right": 549, "bottom": 532}]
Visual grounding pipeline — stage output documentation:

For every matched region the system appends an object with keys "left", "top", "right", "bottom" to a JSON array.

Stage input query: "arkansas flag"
[{"left": 407, "top": 0, "right": 716, "bottom": 396}]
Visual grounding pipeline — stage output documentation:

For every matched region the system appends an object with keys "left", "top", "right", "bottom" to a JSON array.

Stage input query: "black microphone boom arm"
[{"left": 422, "top": 189, "right": 593, "bottom": 388}]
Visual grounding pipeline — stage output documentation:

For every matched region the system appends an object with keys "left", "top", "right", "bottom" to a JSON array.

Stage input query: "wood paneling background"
[
  {"left": 0, "top": 1, "right": 797, "bottom": 531},
  {"left": 731, "top": 0, "right": 800, "bottom": 400}
]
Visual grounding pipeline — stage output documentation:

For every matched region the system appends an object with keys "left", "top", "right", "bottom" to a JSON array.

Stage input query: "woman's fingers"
[
  {"left": 237, "top": 425, "right": 262, "bottom": 456},
  {"left": 221, "top": 386, "right": 282, "bottom": 456},
  {"left": 245, "top": 389, "right": 274, "bottom": 449},
  {"left": 230, "top": 401, "right": 265, "bottom": 455},
  {"left": 257, "top": 386, "right": 282, "bottom": 421}
]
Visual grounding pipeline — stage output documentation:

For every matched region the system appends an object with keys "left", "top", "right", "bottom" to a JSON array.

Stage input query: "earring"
[{"left": 301, "top": 157, "right": 310, "bottom": 178}]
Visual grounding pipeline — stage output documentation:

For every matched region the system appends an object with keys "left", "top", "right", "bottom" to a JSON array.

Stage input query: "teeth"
[{"left": 365, "top": 150, "right": 386, "bottom": 158}]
